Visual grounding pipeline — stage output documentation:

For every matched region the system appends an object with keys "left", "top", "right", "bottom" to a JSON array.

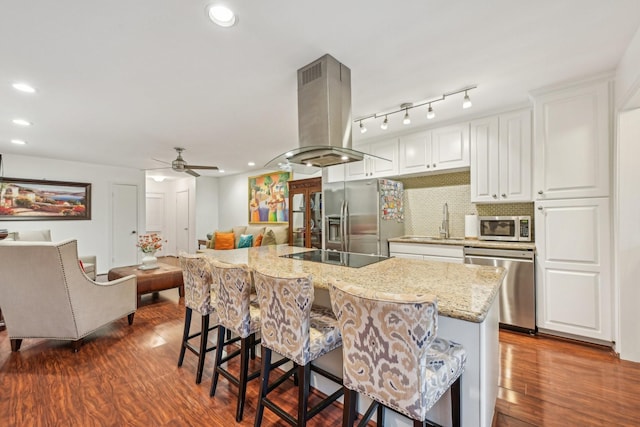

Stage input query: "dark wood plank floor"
[{"left": 1, "top": 280, "right": 639, "bottom": 426}]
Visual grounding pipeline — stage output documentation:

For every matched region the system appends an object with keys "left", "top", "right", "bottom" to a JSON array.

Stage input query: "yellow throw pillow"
[{"left": 214, "top": 232, "right": 235, "bottom": 250}]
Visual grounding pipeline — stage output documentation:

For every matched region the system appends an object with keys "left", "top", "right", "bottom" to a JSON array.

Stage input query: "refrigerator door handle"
[
  {"left": 340, "top": 201, "right": 346, "bottom": 252},
  {"left": 344, "top": 200, "right": 349, "bottom": 251}
]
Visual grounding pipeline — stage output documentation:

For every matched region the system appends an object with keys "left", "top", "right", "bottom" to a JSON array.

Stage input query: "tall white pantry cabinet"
[{"left": 532, "top": 77, "right": 613, "bottom": 342}]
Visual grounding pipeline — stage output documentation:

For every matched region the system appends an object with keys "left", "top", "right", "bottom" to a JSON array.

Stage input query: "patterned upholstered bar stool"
[
  {"left": 209, "top": 259, "right": 262, "bottom": 422},
  {"left": 329, "top": 281, "right": 467, "bottom": 427},
  {"left": 253, "top": 270, "right": 344, "bottom": 427},
  {"left": 178, "top": 254, "right": 220, "bottom": 384}
]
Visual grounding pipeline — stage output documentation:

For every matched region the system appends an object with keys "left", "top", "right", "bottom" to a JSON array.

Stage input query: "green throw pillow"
[
  {"left": 238, "top": 234, "right": 253, "bottom": 248},
  {"left": 261, "top": 229, "right": 277, "bottom": 246}
]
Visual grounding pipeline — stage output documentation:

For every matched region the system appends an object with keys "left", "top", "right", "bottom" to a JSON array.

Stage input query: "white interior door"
[
  {"left": 112, "top": 184, "right": 139, "bottom": 268},
  {"left": 176, "top": 189, "right": 189, "bottom": 254},
  {"left": 146, "top": 192, "right": 165, "bottom": 256}
]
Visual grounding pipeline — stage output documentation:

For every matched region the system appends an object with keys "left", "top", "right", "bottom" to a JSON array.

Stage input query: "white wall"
[
  {"left": 616, "top": 108, "right": 640, "bottom": 362},
  {"left": 195, "top": 176, "right": 219, "bottom": 238},
  {"left": 616, "top": 26, "right": 640, "bottom": 109},
  {"left": 1, "top": 153, "right": 146, "bottom": 274}
]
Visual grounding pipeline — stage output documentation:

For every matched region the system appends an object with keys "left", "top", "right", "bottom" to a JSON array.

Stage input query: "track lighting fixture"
[
  {"left": 380, "top": 115, "right": 388, "bottom": 130},
  {"left": 427, "top": 103, "right": 435, "bottom": 119},
  {"left": 354, "top": 86, "right": 476, "bottom": 131},
  {"left": 462, "top": 90, "right": 472, "bottom": 109}
]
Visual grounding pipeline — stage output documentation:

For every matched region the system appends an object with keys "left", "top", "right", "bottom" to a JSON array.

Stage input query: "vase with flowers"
[{"left": 137, "top": 233, "right": 163, "bottom": 270}]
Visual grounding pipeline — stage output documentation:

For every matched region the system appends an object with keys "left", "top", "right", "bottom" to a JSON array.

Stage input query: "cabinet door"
[
  {"left": 470, "top": 117, "right": 499, "bottom": 202},
  {"left": 345, "top": 142, "right": 368, "bottom": 181},
  {"left": 369, "top": 138, "right": 398, "bottom": 177},
  {"left": 326, "top": 164, "right": 345, "bottom": 183},
  {"left": 535, "top": 197, "right": 611, "bottom": 341},
  {"left": 399, "top": 131, "right": 431, "bottom": 174},
  {"left": 431, "top": 123, "right": 470, "bottom": 171},
  {"left": 499, "top": 109, "right": 532, "bottom": 202},
  {"left": 533, "top": 80, "right": 610, "bottom": 199}
]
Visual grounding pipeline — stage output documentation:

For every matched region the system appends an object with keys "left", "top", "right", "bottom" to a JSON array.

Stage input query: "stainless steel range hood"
[{"left": 266, "top": 54, "right": 384, "bottom": 170}]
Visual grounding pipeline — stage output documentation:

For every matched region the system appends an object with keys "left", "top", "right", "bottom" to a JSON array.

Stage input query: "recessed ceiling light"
[
  {"left": 11, "top": 139, "right": 27, "bottom": 145},
  {"left": 152, "top": 176, "right": 166, "bottom": 182},
  {"left": 12, "top": 82, "right": 36, "bottom": 93},
  {"left": 208, "top": 5, "right": 237, "bottom": 27},
  {"left": 218, "top": 169, "right": 225, "bottom": 173},
  {"left": 12, "top": 118, "right": 32, "bottom": 126},
  {"left": 247, "top": 161, "right": 255, "bottom": 167}
]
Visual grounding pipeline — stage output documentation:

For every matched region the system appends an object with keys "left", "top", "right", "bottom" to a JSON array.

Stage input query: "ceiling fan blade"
[
  {"left": 144, "top": 166, "right": 171, "bottom": 171},
  {"left": 185, "top": 169, "right": 200, "bottom": 177},
  {"left": 185, "top": 164, "right": 219, "bottom": 170},
  {"left": 152, "top": 158, "right": 171, "bottom": 165}
]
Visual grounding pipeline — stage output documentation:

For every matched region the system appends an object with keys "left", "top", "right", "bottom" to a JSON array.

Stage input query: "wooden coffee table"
[{"left": 108, "top": 262, "right": 185, "bottom": 306}]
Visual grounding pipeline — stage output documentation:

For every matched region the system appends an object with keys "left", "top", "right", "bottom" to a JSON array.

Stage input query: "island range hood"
[{"left": 266, "top": 54, "right": 386, "bottom": 170}]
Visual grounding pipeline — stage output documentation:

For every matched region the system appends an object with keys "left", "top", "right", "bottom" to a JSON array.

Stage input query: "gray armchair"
[{"left": 0, "top": 239, "right": 137, "bottom": 352}]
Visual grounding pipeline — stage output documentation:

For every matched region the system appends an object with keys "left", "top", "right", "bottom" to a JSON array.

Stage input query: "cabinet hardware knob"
[
  {"left": 537, "top": 206, "right": 543, "bottom": 211},
  {"left": 492, "top": 194, "right": 497, "bottom": 198},
  {"left": 426, "top": 165, "right": 430, "bottom": 168},
  {"left": 432, "top": 163, "right": 437, "bottom": 167},
  {"left": 538, "top": 190, "right": 543, "bottom": 195},
  {"left": 501, "top": 193, "right": 507, "bottom": 198}
]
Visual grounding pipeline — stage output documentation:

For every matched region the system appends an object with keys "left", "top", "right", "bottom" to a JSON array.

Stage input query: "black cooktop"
[{"left": 280, "top": 249, "right": 389, "bottom": 268}]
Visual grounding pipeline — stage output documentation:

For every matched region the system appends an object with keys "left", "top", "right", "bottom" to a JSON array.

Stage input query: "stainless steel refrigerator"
[{"left": 323, "top": 178, "right": 404, "bottom": 256}]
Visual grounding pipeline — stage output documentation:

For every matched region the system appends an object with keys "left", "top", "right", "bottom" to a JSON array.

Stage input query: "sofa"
[{"left": 205, "top": 224, "right": 288, "bottom": 250}]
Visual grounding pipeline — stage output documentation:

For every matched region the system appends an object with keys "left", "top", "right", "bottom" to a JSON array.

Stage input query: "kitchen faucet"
[{"left": 439, "top": 202, "right": 450, "bottom": 239}]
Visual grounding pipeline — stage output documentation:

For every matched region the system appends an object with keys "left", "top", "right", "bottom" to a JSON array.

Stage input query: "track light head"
[
  {"left": 380, "top": 115, "right": 389, "bottom": 130},
  {"left": 463, "top": 91, "right": 472, "bottom": 109},
  {"left": 403, "top": 109, "right": 411, "bottom": 125},
  {"left": 359, "top": 121, "right": 367, "bottom": 134},
  {"left": 427, "top": 104, "right": 435, "bottom": 119}
]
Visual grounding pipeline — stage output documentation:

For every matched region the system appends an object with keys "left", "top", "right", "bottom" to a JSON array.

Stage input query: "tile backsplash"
[{"left": 398, "top": 171, "right": 534, "bottom": 237}]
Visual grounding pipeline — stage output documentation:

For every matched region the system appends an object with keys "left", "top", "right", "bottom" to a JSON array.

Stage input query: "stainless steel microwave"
[{"left": 478, "top": 216, "right": 531, "bottom": 242}]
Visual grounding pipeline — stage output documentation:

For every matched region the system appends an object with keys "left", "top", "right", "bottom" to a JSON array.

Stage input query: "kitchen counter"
[
  {"left": 389, "top": 235, "right": 536, "bottom": 251},
  {"left": 199, "top": 244, "right": 505, "bottom": 323},
  {"left": 198, "top": 244, "right": 504, "bottom": 426}
]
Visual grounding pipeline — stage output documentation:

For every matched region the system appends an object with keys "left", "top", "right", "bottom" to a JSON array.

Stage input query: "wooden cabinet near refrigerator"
[{"left": 288, "top": 177, "right": 322, "bottom": 248}]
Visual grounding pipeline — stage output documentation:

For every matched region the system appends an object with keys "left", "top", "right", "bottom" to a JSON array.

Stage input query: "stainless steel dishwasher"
[{"left": 464, "top": 247, "right": 536, "bottom": 334}]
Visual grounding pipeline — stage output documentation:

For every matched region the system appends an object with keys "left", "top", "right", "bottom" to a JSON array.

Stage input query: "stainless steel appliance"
[
  {"left": 478, "top": 215, "right": 531, "bottom": 242},
  {"left": 323, "top": 178, "right": 404, "bottom": 256},
  {"left": 464, "top": 247, "right": 536, "bottom": 334}
]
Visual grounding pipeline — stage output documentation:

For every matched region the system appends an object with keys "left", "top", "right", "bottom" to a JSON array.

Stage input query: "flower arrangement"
[{"left": 137, "top": 233, "right": 163, "bottom": 254}]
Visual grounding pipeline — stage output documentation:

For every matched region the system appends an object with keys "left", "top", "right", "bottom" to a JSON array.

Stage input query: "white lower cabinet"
[
  {"left": 389, "top": 242, "right": 464, "bottom": 264},
  {"left": 535, "top": 197, "right": 612, "bottom": 342}
]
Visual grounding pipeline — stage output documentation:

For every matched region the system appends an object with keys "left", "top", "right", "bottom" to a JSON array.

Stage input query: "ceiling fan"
[{"left": 150, "top": 147, "right": 218, "bottom": 177}]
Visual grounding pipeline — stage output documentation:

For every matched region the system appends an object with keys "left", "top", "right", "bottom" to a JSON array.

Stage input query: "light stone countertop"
[
  {"left": 389, "top": 235, "right": 536, "bottom": 251},
  {"left": 198, "top": 244, "right": 506, "bottom": 323}
]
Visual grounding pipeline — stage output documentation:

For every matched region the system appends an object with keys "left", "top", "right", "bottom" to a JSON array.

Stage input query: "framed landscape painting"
[
  {"left": 248, "top": 171, "right": 291, "bottom": 223},
  {"left": 0, "top": 177, "right": 91, "bottom": 220}
]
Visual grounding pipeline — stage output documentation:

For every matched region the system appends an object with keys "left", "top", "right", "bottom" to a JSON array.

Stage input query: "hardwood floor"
[{"left": 1, "top": 285, "right": 639, "bottom": 426}]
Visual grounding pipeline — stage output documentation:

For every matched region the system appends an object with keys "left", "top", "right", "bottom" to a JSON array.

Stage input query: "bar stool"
[
  {"left": 253, "top": 270, "right": 344, "bottom": 427},
  {"left": 209, "top": 259, "right": 261, "bottom": 422},
  {"left": 177, "top": 253, "right": 220, "bottom": 384},
  {"left": 328, "top": 281, "right": 466, "bottom": 427}
]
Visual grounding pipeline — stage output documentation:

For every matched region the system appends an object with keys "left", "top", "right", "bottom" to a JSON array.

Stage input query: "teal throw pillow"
[{"left": 237, "top": 234, "right": 253, "bottom": 248}]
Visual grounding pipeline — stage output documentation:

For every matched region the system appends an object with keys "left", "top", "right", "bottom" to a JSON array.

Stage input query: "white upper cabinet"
[
  {"left": 470, "top": 109, "right": 532, "bottom": 203},
  {"left": 533, "top": 79, "right": 610, "bottom": 200},
  {"left": 345, "top": 139, "right": 398, "bottom": 180},
  {"left": 399, "top": 123, "right": 470, "bottom": 175}
]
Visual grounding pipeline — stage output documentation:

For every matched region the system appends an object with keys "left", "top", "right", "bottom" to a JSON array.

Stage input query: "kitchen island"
[{"left": 199, "top": 244, "right": 505, "bottom": 426}]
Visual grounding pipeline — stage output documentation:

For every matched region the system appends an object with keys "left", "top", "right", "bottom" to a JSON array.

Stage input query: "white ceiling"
[{"left": 1, "top": 1, "right": 639, "bottom": 178}]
